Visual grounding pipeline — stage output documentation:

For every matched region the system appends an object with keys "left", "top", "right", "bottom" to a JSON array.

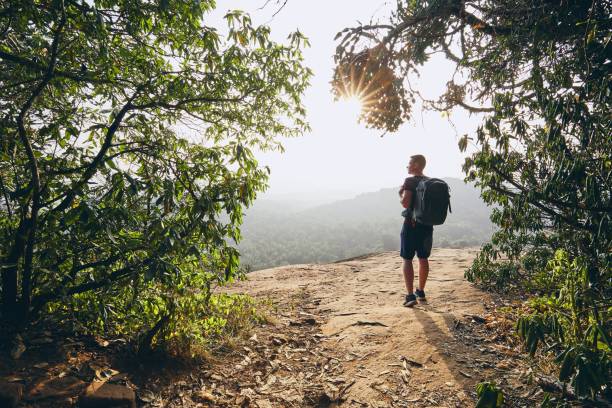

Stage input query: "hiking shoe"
[
  {"left": 403, "top": 293, "right": 417, "bottom": 307},
  {"left": 415, "top": 288, "right": 427, "bottom": 302}
]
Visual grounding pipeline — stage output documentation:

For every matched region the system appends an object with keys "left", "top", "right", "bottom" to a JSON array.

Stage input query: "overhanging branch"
[{"left": 0, "top": 50, "right": 132, "bottom": 85}]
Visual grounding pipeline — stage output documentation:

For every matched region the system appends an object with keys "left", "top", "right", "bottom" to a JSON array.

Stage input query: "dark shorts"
[{"left": 400, "top": 222, "right": 433, "bottom": 260}]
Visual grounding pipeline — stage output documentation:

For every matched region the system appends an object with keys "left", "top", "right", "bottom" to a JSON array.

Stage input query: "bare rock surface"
[
  {"left": 78, "top": 381, "right": 136, "bottom": 408},
  {"left": 225, "top": 248, "right": 535, "bottom": 407}
]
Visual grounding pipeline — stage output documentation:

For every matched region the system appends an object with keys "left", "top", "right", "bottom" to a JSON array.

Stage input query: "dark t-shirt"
[
  {"left": 402, "top": 176, "right": 432, "bottom": 229},
  {"left": 402, "top": 176, "right": 426, "bottom": 209}
]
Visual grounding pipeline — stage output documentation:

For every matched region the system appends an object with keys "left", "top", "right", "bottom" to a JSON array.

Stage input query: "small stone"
[
  {"left": 3, "top": 376, "right": 24, "bottom": 383},
  {"left": 27, "top": 376, "right": 86, "bottom": 401},
  {"left": 240, "top": 388, "right": 257, "bottom": 398},
  {"left": 95, "top": 338, "right": 110, "bottom": 347},
  {"left": 197, "top": 390, "right": 216, "bottom": 402},
  {"left": 29, "top": 337, "right": 54, "bottom": 345},
  {"left": 288, "top": 317, "right": 317, "bottom": 326},
  {"left": 0, "top": 380, "right": 24, "bottom": 408},
  {"left": 210, "top": 374, "right": 224, "bottom": 382},
  {"left": 78, "top": 381, "right": 135, "bottom": 408},
  {"left": 9, "top": 335, "right": 26, "bottom": 360},
  {"left": 255, "top": 399, "right": 273, "bottom": 408},
  {"left": 137, "top": 390, "right": 156, "bottom": 403}
]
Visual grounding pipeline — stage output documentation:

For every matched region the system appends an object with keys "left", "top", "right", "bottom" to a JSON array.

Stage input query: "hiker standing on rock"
[{"left": 398, "top": 155, "right": 451, "bottom": 307}]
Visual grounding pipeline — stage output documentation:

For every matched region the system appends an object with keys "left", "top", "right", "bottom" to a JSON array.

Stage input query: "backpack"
[{"left": 413, "top": 177, "right": 452, "bottom": 225}]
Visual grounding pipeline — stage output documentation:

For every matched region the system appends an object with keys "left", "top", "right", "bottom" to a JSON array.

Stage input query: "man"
[{"left": 398, "top": 154, "right": 433, "bottom": 307}]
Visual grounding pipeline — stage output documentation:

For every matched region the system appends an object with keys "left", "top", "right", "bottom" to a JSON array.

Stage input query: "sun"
[
  {"left": 336, "top": 95, "right": 364, "bottom": 122},
  {"left": 333, "top": 57, "right": 388, "bottom": 124}
]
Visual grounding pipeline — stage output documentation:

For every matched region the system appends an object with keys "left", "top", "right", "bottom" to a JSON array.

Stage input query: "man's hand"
[
  {"left": 398, "top": 186, "right": 405, "bottom": 196},
  {"left": 401, "top": 189, "right": 412, "bottom": 209}
]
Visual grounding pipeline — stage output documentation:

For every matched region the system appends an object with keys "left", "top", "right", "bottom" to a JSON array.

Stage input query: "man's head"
[{"left": 407, "top": 154, "right": 426, "bottom": 175}]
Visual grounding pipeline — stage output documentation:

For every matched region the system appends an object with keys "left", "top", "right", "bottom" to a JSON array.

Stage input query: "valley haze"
[{"left": 238, "top": 178, "right": 494, "bottom": 271}]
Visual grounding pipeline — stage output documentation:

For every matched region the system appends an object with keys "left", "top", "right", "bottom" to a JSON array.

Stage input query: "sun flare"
[
  {"left": 336, "top": 95, "right": 364, "bottom": 121},
  {"left": 332, "top": 57, "right": 390, "bottom": 125}
]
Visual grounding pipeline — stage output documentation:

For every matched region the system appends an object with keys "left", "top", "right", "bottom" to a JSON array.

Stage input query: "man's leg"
[
  {"left": 415, "top": 226, "right": 432, "bottom": 301},
  {"left": 402, "top": 258, "right": 414, "bottom": 294},
  {"left": 400, "top": 223, "right": 418, "bottom": 307},
  {"left": 417, "top": 258, "right": 429, "bottom": 291}
]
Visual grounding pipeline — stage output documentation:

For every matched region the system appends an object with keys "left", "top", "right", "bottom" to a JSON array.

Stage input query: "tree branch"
[
  {"left": 30, "top": 262, "right": 139, "bottom": 316},
  {"left": 50, "top": 90, "right": 140, "bottom": 213},
  {"left": 131, "top": 89, "right": 256, "bottom": 110},
  {"left": 17, "top": 7, "right": 67, "bottom": 316},
  {"left": 492, "top": 164, "right": 611, "bottom": 214},
  {"left": 487, "top": 180, "right": 594, "bottom": 234},
  {"left": 455, "top": 99, "right": 495, "bottom": 113},
  {"left": 0, "top": 50, "right": 131, "bottom": 85},
  {"left": 449, "top": 2, "right": 511, "bottom": 36}
]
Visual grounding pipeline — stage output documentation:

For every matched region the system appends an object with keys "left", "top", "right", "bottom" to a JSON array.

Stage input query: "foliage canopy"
[{"left": 0, "top": 0, "right": 310, "bottom": 348}]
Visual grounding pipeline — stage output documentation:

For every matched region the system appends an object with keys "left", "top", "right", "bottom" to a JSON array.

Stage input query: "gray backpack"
[{"left": 413, "top": 177, "right": 452, "bottom": 225}]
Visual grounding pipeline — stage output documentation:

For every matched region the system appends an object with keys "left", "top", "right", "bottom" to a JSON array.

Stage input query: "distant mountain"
[{"left": 238, "top": 178, "right": 494, "bottom": 270}]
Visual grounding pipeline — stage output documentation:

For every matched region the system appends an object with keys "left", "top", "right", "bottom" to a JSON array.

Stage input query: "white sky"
[{"left": 213, "top": 1, "right": 483, "bottom": 199}]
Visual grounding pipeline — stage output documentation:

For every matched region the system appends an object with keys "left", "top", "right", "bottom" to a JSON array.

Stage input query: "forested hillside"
[{"left": 239, "top": 178, "right": 494, "bottom": 270}]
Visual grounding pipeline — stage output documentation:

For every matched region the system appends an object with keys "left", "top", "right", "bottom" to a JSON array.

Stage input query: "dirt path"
[{"left": 229, "top": 248, "right": 509, "bottom": 407}]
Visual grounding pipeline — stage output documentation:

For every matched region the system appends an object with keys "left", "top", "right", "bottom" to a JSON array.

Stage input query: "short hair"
[{"left": 410, "top": 154, "right": 426, "bottom": 169}]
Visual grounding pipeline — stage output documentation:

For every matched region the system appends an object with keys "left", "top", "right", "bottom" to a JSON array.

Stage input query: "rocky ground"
[{"left": 0, "top": 248, "right": 546, "bottom": 407}]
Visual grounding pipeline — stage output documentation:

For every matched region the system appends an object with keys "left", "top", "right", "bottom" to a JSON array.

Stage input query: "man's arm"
[{"left": 401, "top": 189, "right": 412, "bottom": 209}]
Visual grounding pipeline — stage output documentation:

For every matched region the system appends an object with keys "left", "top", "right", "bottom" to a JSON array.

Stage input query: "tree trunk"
[
  {"left": 1, "top": 263, "right": 18, "bottom": 323},
  {"left": 1, "top": 219, "right": 28, "bottom": 324}
]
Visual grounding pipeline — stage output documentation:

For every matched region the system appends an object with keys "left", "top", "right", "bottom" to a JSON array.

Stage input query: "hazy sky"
[{"left": 213, "top": 1, "right": 483, "bottom": 199}]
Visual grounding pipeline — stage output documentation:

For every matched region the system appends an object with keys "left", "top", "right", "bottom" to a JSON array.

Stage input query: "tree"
[
  {"left": 334, "top": 0, "right": 610, "bottom": 401},
  {"left": 0, "top": 0, "right": 310, "bottom": 346}
]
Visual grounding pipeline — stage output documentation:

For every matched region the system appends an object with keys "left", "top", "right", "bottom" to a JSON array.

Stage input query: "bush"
[
  {"left": 464, "top": 244, "right": 521, "bottom": 291},
  {"left": 516, "top": 250, "right": 611, "bottom": 401}
]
